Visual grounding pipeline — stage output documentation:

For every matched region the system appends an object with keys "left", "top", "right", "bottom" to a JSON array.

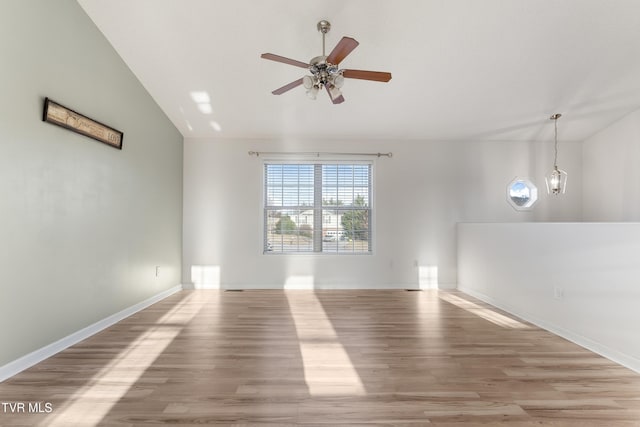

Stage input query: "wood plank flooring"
[{"left": 1, "top": 290, "right": 640, "bottom": 426}]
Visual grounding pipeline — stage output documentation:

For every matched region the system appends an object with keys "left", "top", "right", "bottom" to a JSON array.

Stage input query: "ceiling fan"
[{"left": 261, "top": 20, "right": 392, "bottom": 104}]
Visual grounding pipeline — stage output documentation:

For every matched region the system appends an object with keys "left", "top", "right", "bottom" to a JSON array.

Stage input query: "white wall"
[
  {"left": 583, "top": 108, "right": 640, "bottom": 221},
  {"left": 183, "top": 138, "right": 582, "bottom": 289},
  {"left": 0, "top": 0, "right": 183, "bottom": 366},
  {"left": 457, "top": 222, "right": 640, "bottom": 372}
]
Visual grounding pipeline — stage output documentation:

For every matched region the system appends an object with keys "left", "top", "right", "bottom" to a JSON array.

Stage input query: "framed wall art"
[{"left": 42, "top": 97, "right": 123, "bottom": 149}]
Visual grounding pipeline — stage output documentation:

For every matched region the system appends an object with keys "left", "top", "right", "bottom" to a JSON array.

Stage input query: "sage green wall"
[{"left": 0, "top": 0, "right": 183, "bottom": 365}]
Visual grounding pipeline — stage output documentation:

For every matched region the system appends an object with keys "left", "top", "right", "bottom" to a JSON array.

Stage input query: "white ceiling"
[{"left": 77, "top": 0, "right": 640, "bottom": 142}]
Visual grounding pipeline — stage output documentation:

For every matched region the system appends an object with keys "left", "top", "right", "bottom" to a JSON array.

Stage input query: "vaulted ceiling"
[{"left": 78, "top": 0, "right": 640, "bottom": 142}]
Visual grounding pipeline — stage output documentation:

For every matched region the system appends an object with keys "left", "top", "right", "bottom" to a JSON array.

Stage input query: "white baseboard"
[
  {"left": 435, "top": 283, "right": 457, "bottom": 290},
  {"left": 458, "top": 286, "right": 640, "bottom": 374},
  {"left": 0, "top": 285, "right": 182, "bottom": 383},
  {"left": 181, "top": 283, "right": 458, "bottom": 291},
  {"left": 182, "top": 283, "right": 219, "bottom": 290},
  {"left": 220, "top": 283, "right": 430, "bottom": 290}
]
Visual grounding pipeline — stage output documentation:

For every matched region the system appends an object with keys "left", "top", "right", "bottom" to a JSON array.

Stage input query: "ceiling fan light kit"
[{"left": 261, "top": 20, "right": 392, "bottom": 104}]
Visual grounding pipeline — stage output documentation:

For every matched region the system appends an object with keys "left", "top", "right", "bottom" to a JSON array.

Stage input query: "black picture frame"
[{"left": 42, "top": 97, "right": 123, "bottom": 150}]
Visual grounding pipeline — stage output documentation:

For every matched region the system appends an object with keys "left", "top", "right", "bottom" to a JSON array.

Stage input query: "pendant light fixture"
[{"left": 545, "top": 113, "right": 567, "bottom": 195}]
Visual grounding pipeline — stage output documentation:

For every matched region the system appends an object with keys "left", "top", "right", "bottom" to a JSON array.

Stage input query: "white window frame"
[
  {"left": 261, "top": 158, "right": 374, "bottom": 255},
  {"left": 506, "top": 176, "right": 538, "bottom": 211}
]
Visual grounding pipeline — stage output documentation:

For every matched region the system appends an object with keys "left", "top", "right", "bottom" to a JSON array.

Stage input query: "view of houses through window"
[{"left": 264, "top": 162, "right": 372, "bottom": 254}]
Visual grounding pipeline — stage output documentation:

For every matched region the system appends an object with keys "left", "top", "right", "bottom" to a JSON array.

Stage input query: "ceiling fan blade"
[
  {"left": 326, "top": 37, "right": 359, "bottom": 65},
  {"left": 343, "top": 69, "right": 392, "bottom": 82},
  {"left": 261, "top": 53, "right": 309, "bottom": 69},
  {"left": 325, "top": 85, "right": 345, "bottom": 104},
  {"left": 272, "top": 78, "right": 304, "bottom": 95}
]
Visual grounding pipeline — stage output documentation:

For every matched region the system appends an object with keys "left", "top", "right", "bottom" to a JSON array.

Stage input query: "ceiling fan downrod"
[{"left": 317, "top": 20, "right": 331, "bottom": 56}]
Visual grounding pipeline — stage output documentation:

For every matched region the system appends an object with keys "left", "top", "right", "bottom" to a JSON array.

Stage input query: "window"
[
  {"left": 264, "top": 162, "right": 372, "bottom": 254},
  {"left": 507, "top": 177, "right": 538, "bottom": 211}
]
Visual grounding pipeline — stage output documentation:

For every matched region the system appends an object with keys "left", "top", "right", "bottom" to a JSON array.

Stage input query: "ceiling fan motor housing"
[{"left": 309, "top": 56, "right": 342, "bottom": 87}]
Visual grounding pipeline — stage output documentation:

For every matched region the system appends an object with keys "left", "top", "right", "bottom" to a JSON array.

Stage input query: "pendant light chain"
[
  {"left": 550, "top": 113, "right": 562, "bottom": 168},
  {"left": 546, "top": 113, "right": 567, "bottom": 196},
  {"left": 553, "top": 116, "right": 559, "bottom": 168}
]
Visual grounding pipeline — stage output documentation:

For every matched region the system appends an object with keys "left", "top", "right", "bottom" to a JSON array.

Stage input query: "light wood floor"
[{"left": 1, "top": 290, "right": 640, "bottom": 426}]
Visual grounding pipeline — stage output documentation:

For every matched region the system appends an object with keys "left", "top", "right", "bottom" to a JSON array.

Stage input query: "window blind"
[{"left": 264, "top": 162, "right": 372, "bottom": 254}]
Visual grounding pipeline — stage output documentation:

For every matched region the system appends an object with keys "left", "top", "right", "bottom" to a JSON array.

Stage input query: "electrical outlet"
[
  {"left": 553, "top": 286, "right": 564, "bottom": 300},
  {"left": 155, "top": 266, "right": 160, "bottom": 278}
]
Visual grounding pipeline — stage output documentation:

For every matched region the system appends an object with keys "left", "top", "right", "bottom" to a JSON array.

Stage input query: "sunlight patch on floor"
[
  {"left": 44, "top": 293, "right": 200, "bottom": 426},
  {"left": 418, "top": 265, "right": 439, "bottom": 289},
  {"left": 284, "top": 275, "right": 315, "bottom": 290},
  {"left": 191, "top": 265, "right": 221, "bottom": 289},
  {"left": 439, "top": 293, "right": 532, "bottom": 329},
  {"left": 286, "top": 291, "right": 366, "bottom": 396}
]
